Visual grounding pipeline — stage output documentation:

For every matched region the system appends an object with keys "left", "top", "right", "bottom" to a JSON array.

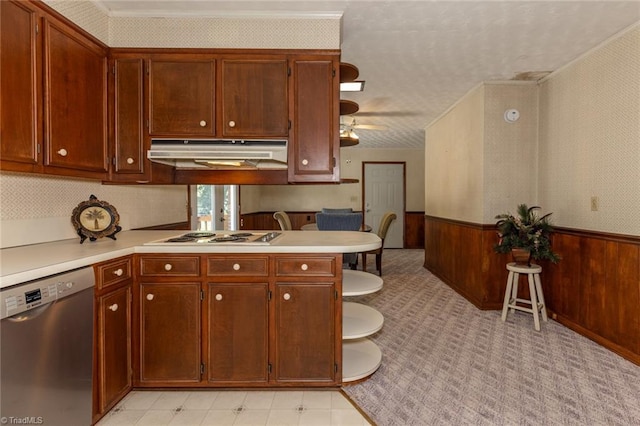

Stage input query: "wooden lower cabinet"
[
  {"left": 137, "top": 281, "right": 202, "bottom": 385},
  {"left": 272, "top": 281, "right": 337, "bottom": 384},
  {"left": 206, "top": 282, "right": 269, "bottom": 384},
  {"left": 93, "top": 256, "right": 134, "bottom": 423},
  {"left": 133, "top": 253, "right": 341, "bottom": 388},
  {"left": 97, "top": 285, "right": 131, "bottom": 413}
]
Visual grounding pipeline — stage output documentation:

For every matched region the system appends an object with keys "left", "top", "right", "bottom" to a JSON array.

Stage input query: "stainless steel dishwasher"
[{"left": 1, "top": 267, "right": 95, "bottom": 426}]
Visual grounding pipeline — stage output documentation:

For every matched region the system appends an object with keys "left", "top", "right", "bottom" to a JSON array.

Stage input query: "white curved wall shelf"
[
  {"left": 343, "top": 302, "right": 384, "bottom": 339},
  {"left": 343, "top": 338, "right": 383, "bottom": 383},
  {"left": 342, "top": 269, "right": 384, "bottom": 383},
  {"left": 342, "top": 269, "right": 383, "bottom": 296}
]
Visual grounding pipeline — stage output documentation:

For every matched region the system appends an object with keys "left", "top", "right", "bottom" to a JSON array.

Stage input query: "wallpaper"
[
  {"left": 482, "top": 83, "right": 539, "bottom": 223},
  {"left": 0, "top": 172, "right": 187, "bottom": 248},
  {"left": 44, "top": 0, "right": 340, "bottom": 50},
  {"left": 425, "top": 84, "right": 485, "bottom": 223},
  {"left": 538, "top": 25, "right": 640, "bottom": 235},
  {"left": 424, "top": 24, "right": 638, "bottom": 236}
]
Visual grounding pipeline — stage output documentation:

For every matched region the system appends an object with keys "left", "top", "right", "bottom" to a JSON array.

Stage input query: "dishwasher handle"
[{"left": 5, "top": 301, "right": 55, "bottom": 322}]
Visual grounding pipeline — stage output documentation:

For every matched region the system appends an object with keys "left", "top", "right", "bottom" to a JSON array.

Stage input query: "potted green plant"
[{"left": 494, "top": 204, "right": 561, "bottom": 265}]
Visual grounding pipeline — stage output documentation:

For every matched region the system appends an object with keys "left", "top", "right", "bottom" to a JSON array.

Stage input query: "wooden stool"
[{"left": 501, "top": 262, "right": 548, "bottom": 331}]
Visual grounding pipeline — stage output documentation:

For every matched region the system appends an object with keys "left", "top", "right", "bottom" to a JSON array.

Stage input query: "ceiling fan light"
[{"left": 340, "top": 81, "right": 365, "bottom": 92}]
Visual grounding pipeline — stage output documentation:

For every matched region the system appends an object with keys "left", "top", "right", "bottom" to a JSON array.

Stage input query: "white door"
[
  {"left": 363, "top": 163, "right": 404, "bottom": 248},
  {"left": 192, "top": 185, "right": 240, "bottom": 231}
]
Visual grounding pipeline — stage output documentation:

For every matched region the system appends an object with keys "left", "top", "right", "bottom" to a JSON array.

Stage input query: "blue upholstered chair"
[
  {"left": 315, "top": 212, "right": 363, "bottom": 231},
  {"left": 321, "top": 207, "right": 354, "bottom": 214},
  {"left": 316, "top": 212, "right": 363, "bottom": 269}
]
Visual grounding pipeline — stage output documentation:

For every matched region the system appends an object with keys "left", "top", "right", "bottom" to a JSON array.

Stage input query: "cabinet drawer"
[
  {"left": 207, "top": 256, "right": 269, "bottom": 276},
  {"left": 275, "top": 256, "right": 336, "bottom": 277},
  {"left": 139, "top": 256, "right": 200, "bottom": 276},
  {"left": 96, "top": 257, "right": 132, "bottom": 290}
]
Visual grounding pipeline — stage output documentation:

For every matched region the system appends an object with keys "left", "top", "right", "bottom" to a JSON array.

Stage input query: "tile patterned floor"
[{"left": 97, "top": 390, "right": 372, "bottom": 425}]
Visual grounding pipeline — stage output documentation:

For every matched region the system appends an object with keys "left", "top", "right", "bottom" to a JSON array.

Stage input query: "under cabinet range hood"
[{"left": 148, "top": 139, "right": 288, "bottom": 169}]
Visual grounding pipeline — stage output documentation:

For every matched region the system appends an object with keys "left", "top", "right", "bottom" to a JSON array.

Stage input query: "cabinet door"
[
  {"left": 97, "top": 285, "right": 131, "bottom": 414},
  {"left": 110, "top": 57, "right": 145, "bottom": 177},
  {"left": 0, "top": 0, "right": 41, "bottom": 171},
  {"left": 206, "top": 282, "right": 268, "bottom": 384},
  {"left": 289, "top": 58, "right": 340, "bottom": 183},
  {"left": 43, "top": 17, "right": 108, "bottom": 174},
  {"left": 149, "top": 59, "right": 215, "bottom": 136},
  {"left": 220, "top": 59, "right": 288, "bottom": 137},
  {"left": 139, "top": 282, "right": 201, "bottom": 384},
  {"left": 272, "top": 281, "right": 338, "bottom": 384}
]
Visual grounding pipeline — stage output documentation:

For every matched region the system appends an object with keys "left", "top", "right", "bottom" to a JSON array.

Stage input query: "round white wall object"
[{"left": 504, "top": 108, "right": 520, "bottom": 122}]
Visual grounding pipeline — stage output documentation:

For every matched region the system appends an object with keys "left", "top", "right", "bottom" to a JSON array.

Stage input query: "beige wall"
[
  {"left": 44, "top": 0, "right": 341, "bottom": 50},
  {"left": 425, "top": 84, "right": 485, "bottom": 223},
  {"left": 424, "top": 24, "right": 639, "bottom": 236},
  {"left": 483, "top": 83, "right": 539, "bottom": 223},
  {"left": 0, "top": 172, "right": 187, "bottom": 248},
  {"left": 241, "top": 148, "right": 425, "bottom": 213},
  {"left": 538, "top": 25, "right": 639, "bottom": 234}
]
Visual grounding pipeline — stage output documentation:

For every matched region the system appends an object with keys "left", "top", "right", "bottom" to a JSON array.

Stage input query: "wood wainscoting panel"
[
  {"left": 544, "top": 231, "right": 640, "bottom": 362},
  {"left": 404, "top": 212, "right": 425, "bottom": 249},
  {"left": 424, "top": 215, "right": 640, "bottom": 365}
]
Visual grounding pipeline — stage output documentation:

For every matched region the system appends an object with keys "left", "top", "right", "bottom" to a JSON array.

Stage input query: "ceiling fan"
[
  {"left": 340, "top": 116, "right": 387, "bottom": 132},
  {"left": 339, "top": 116, "right": 388, "bottom": 146}
]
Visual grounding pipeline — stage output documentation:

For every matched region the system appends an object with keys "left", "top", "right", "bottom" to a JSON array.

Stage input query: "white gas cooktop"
[{"left": 144, "top": 231, "right": 282, "bottom": 246}]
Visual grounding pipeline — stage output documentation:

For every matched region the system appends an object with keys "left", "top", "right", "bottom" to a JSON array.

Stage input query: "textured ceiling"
[{"left": 95, "top": 1, "right": 640, "bottom": 149}]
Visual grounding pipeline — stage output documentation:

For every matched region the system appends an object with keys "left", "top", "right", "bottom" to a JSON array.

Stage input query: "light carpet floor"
[{"left": 344, "top": 249, "right": 640, "bottom": 426}]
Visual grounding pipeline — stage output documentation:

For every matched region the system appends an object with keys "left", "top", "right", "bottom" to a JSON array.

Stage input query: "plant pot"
[{"left": 511, "top": 248, "right": 531, "bottom": 266}]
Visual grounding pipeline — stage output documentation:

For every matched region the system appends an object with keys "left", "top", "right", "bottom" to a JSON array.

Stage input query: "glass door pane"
[{"left": 194, "top": 185, "right": 239, "bottom": 231}]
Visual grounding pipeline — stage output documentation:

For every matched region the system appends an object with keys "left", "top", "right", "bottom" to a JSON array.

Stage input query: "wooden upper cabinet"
[
  {"left": 110, "top": 57, "right": 145, "bottom": 176},
  {"left": 0, "top": 0, "right": 41, "bottom": 171},
  {"left": 43, "top": 16, "right": 108, "bottom": 175},
  {"left": 148, "top": 59, "right": 216, "bottom": 136},
  {"left": 289, "top": 56, "right": 340, "bottom": 183},
  {"left": 220, "top": 59, "right": 288, "bottom": 138}
]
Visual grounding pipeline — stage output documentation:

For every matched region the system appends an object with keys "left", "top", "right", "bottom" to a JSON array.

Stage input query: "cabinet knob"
[
  {"left": 233, "top": 263, "right": 240, "bottom": 271},
  {"left": 200, "top": 120, "right": 207, "bottom": 127},
  {"left": 301, "top": 264, "right": 308, "bottom": 271},
  {"left": 215, "top": 294, "right": 223, "bottom": 301},
  {"left": 283, "top": 293, "right": 291, "bottom": 301},
  {"left": 57, "top": 148, "right": 68, "bottom": 157},
  {"left": 126, "top": 157, "right": 134, "bottom": 164},
  {"left": 302, "top": 159, "right": 308, "bottom": 166},
  {"left": 108, "top": 303, "right": 118, "bottom": 312},
  {"left": 164, "top": 263, "right": 172, "bottom": 271},
  {"left": 228, "top": 120, "right": 236, "bottom": 128},
  {"left": 113, "top": 268, "right": 124, "bottom": 276},
  {"left": 146, "top": 294, "right": 154, "bottom": 301}
]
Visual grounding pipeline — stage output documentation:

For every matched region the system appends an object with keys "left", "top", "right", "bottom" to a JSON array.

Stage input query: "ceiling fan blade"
[
  {"left": 355, "top": 111, "right": 421, "bottom": 117},
  {"left": 354, "top": 124, "right": 388, "bottom": 130}
]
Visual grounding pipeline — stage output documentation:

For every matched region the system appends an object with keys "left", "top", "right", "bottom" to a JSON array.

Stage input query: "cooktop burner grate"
[
  {"left": 209, "top": 236, "right": 248, "bottom": 242},
  {"left": 182, "top": 232, "right": 216, "bottom": 238},
  {"left": 165, "top": 236, "right": 198, "bottom": 243}
]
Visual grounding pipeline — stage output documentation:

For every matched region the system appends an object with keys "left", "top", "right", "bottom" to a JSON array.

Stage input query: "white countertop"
[{"left": 0, "top": 230, "right": 381, "bottom": 289}]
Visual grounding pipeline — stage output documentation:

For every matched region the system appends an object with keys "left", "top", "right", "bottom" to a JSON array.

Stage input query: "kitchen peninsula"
[{"left": 0, "top": 230, "right": 381, "bottom": 422}]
